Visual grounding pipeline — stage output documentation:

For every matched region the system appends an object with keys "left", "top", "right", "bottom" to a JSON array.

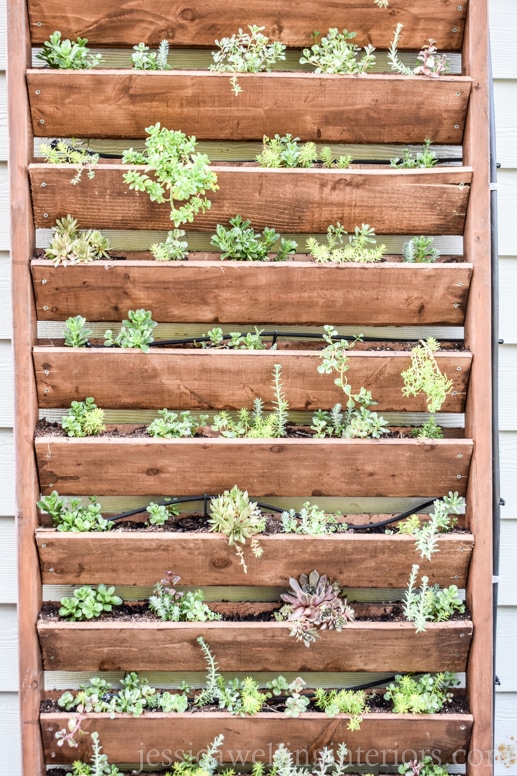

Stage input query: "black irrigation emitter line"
[{"left": 106, "top": 494, "right": 441, "bottom": 527}]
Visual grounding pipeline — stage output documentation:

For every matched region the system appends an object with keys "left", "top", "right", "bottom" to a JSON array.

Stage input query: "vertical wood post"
[
  {"left": 462, "top": 1, "right": 493, "bottom": 774},
  {"left": 7, "top": 0, "right": 45, "bottom": 773}
]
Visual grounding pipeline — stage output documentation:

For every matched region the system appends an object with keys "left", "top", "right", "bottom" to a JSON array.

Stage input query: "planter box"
[
  {"left": 29, "top": 165, "right": 472, "bottom": 234},
  {"left": 27, "top": 0, "right": 467, "bottom": 50},
  {"left": 37, "top": 615, "right": 473, "bottom": 672},
  {"left": 31, "top": 259, "right": 473, "bottom": 326},
  {"left": 35, "top": 437, "right": 473, "bottom": 497},
  {"left": 36, "top": 530, "right": 474, "bottom": 587},
  {"left": 33, "top": 348, "right": 472, "bottom": 412},
  {"left": 40, "top": 711, "right": 473, "bottom": 765},
  {"left": 27, "top": 71, "right": 472, "bottom": 144}
]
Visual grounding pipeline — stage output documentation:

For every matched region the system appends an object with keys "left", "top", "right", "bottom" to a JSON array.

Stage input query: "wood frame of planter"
[
  {"left": 31, "top": 260, "right": 473, "bottom": 326},
  {"left": 9, "top": 0, "right": 493, "bottom": 774},
  {"left": 40, "top": 711, "right": 474, "bottom": 766},
  {"left": 29, "top": 165, "right": 472, "bottom": 234},
  {"left": 33, "top": 349, "right": 472, "bottom": 411},
  {"left": 37, "top": 618, "right": 473, "bottom": 673}
]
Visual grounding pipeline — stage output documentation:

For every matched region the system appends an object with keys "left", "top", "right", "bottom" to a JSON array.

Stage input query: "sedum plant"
[
  {"left": 300, "top": 29, "right": 375, "bottom": 74},
  {"left": 59, "top": 584, "right": 122, "bottom": 621},
  {"left": 146, "top": 501, "right": 180, "bottom": 526},
  {"left": 210, "top": 25, "right": 286, "bottom": 95},
  {"left": 131, "top": 40, "right": 170, "bottom": 70},
  {"left": 281, "top": 502, "right": 348, "bottom": 535},
  {"left": 212, "top": 364, "right": 289, "bottom": 438},
  {"left": 104, "top": 308, "right": 157, "bottom": 352},
  {"left": 150, "top": 229, "right": 189, "bottom": 261},
  {"left": 61, "top": 397, "right": 106, "bottom": 437},
  {"left": 63, "top": 316, "right": 93, "bottom": 348},
  {"left": 389, "top": 24, "right": 449, "bottom": 77},
  {"left": 149, "top": 571, "right": 221, "bottom": 622},
  {"left": 307, "top": 223, "right": 385, "bottom": 263},
  {"left": 385, "top": 671, "right": 458, "bottom": 713},
  {"left": 45, "top": 215, "right": 110, "bottom": 266},
  {"left": 402, "top": 235, "right": 440, "bottom": 263},
  {"left": 36, "top": 31, "right": 103, "bottom": 69},
  {"left": 397, "top": 491, "right": 464, "bottom": 560},
  {"left": 402, "top": 337, "right": 453, "bottom": 413},
  {"left": 256, "top": 134, "right": 352, "bottom": 170},
  {"left": 390, "top": 139, "right": 438, "bottom": 169},
  {"left": 276, "top": 570, "right": 355, "bottom": 647},
  {"left": 208, "top": 486, "right": 266, "bottom": 572},
  {"left": 122, "top": 123, "right": 218, "bottom": 226},
  {"left": 314, "top": 687, "right": 367, "bottom": 729},
  {"left": 37, "top": 492, "right": 113, "bottom": 532},
  {"left": 411, "top": 416, "right": 444, "bottom": 439},
  {"left": 70, "top": 731, "right": 121, "bottom": 776},
  {"left": 399, "top": 756, "right": 450, "bottom": 776},
  {"left": 40, "top": 140, "right": 99, "bottom": 185},
  {"left": 211, "top": 215, "right": 297, "bottom": 261},
  {"left": 404, "top": 564, "right": 465, "bottom": 632},
  {"left": 147, "top": 409, "right": 208, "bottom": 438},
  {"left": 200, "top": 327, "right": 269, "bottom": 350}
]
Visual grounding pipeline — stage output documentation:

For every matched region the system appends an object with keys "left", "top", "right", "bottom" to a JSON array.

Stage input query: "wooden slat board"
[
  {"left": 35, "top": 437, "right": 473, "bottom": 497},
  {"left": 36, "top": 531, "right": 474, "bottom": 587},
  {"left": 31, "top": 260, "right": 472, "bottom": 326},
  {"left": 27, "top": 0, "right": 468, "bottom": 50},
  {"left": 33, "top": 348, "right": 472, "bottom": 412},
  {"left": 37, "top": 619, "right": 473, "bottom": 673},
  {"left": 27, "top": 71, "right": 472, "bottom": 144},
  {"left": 29, "top": 165, "right": 473, "bottom": 234},
  {"left": 41, "top": 711, "right": 474, "bottom": 765}
]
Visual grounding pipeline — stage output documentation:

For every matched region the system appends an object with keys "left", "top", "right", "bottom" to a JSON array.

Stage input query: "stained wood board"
[{"left": 29, "top": 165, "right": 473, "bottom": 234}]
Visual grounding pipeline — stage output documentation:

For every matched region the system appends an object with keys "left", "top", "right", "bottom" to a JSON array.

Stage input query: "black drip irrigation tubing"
[
  {"left": 85, "top": 331, "right": 464, "bottom": 349},
  {"left": 106, "top": 494, "right": 442, "bottom": 528}
]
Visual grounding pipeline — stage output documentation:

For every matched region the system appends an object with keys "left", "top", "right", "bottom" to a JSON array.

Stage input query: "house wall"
[{"left": 0, "top": 1, "right": 515, "bottom": 772}]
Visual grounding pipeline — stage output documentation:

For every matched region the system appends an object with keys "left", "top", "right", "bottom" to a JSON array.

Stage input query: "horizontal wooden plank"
[
  {"left": 41, "top": 711, "right": 473, "bottom": 765},
  {"left": 0, "top": 519, "right": 17, "bottom": 603},
  {"left": 27, "top": 70, "right": 471, "bottom": 144},
  {"left": 29, "top": 164, "right": 473, "bottom": 234},
  {"left": 35, "top": 436, "right": 473, "bottom": 497},
  {"left": 36, "top": 531, "right": 473, "bottom": 588},
  {"left": 0, "top": 606, "right": 19, "bottom": 691},
  {"left": 28, "top": 0, "right": 468, "bottom": 50},
  {"left": 38, "top": 618, "right": 472, "bottom": 673},
  {"left": 33, "top": 348, "right": 471, "bottom": 412},
  {"left": 31, "top": 260, "right": 472, "bottom": 327}
]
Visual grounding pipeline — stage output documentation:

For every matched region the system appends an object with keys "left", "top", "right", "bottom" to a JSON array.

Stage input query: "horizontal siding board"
[
  {"left": 495, "top": 607, "right": 517, "bottom": 692},
  {"left": 0, "top": 605, "right": 19, "bottom": 691},
  {"left": 0, "top": 430, "right": 15, "bottom": 517},
  {"left": 0, "top": 164, "right": 10, "bottom": 251},
  {"left": 0, "top": 518, "right": 17, "bottom": 603},
  {"left": 493, "top": 81, "right": 517, "bottom": 169},
  {"left": 494, "top": 169, "right": 517, "bottom": 256},
  {"left": 499, "top": 432, "right": 517, "bottom": 515},
  {"left": 498, "top": 345, "right": 517, "bottom": 429},
  {"left": 490, "top": 0, "right": 517, "bottom": 79},
  {"left": 0, "top": 693, "right": 21, "bottom": 773},
  {"left": 0, "top": 74, "right": 7, "bottom": 159},
  {"left": 497, "top": 520, "right": 517, "bottom": 605},
  {"left": 498, "top": 258, "right": 517, "bottom": 343},
  {"left": 0, "top": 339, "right": 13, "bottom": 426}
]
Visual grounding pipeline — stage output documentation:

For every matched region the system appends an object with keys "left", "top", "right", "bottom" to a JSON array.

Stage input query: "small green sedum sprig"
[
  {"left": 63, "top": 316, "right": 92, "bottom": 347},
  {"left": 307, "top": 223, "right": 385, "bottom": 263},
  {"left": 104, "top": 308, "right": 157, "bottom": 352},
  {"left": 385, "top": 672, "right": 458, "bottom": 713},
  {"left": 150, "top": 229, "right": 189, "bottom": 261},
  {"left": 122, "top": 123, "right": 218, "bottom": 226},
  {"left": 402, "top": 235, "right": 440, "bottom": 263},
  {"left": 61, "top": 397, "right": 106, "bottom": 437},
  {"left": 131, "top": 40, "right": 171, "bottom": 70},
  {"left": 404, "top": 563, "right": 465, "bottom": 632},
  {"left": 59, "top": 584, "right": 122, "bottom": 621},
  {"left": 300, "top": 29, "right": 375, "bottom": 74},
  {"left": 40, "top": 140, "right": 99, "bottom": 185},
  {"left": 37, "top": 31, "right": 103, "bottom": 69},
  {"left": 402, "top": 337, "right": 453, "bottom": 413},
  {"left": 390, "top": 139, "right": 438, "bottom": 169},
  {"left": 398, "top": 492, "right": 464, "bottom": 560},
  {"left": 281, "top": 502, "right": 348, "bottom": 535},
  {"left": 314, "top": 687, "right": 367, "bottom": 730},
  {"left": 37, "top": 492, "right": 113, "bottom": 532},
  {"left": 147, "top": 409, "right": 209, "bottom": 438},
  {"left": 210, "top": 25, "right": 287, "bottom": 95},
  {"left": 211, "top": 215, "right": 297, "bottom": 261},
  {"left": 256, "top": 134, "right": 352, "bottom": 170},
  {"left": 149, "top": 571, "right": 221, "bottom": 622},
  {"left": 208, "top": 486, "right": 266, "bottom": 573}
]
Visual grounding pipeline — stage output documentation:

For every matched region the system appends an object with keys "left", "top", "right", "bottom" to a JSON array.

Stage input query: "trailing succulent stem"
[
  {"left": 40, "top": 140, "right": 99, "bottom": 184},
  {"left": 122, "top": 123, "right": 218, "bottom": 226},
  {"left": 402, "top": 337, "right": 453, "bottom": 413},
  {"left": 389, "top": 24, "right": 449, "bottom": 77},
  {"left": 210, "top": 25, "right": 286, "bottom": 95},
  {"left": 403, "top": 564, "right": 465, "bottom": 632}
]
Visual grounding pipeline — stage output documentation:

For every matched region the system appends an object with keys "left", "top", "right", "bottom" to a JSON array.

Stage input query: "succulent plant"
[
  {"left": 276, "top": 570, "right": 355, "bottom": 647},
  {"left": 208, "top": 486, "right": 266, "bottom": 573}
]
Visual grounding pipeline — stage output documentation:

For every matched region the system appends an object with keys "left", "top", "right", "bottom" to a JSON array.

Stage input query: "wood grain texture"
[
  {"left": 462, "top": 1, "right": 494, "bottom": 773},
  {"left": 27, "top": 0, "right": 468, "bottom": 50},
  {"left": 35, "top": 437, "right": 473, "bottom": 497},
  {"left": 33, "top": 348, "right": 471, "bottom": 412},
  {"left": 35, "top": 531, "right": 474, "bottom": 587},
  {"left": 29, "top": 165, "right": 473, "bottom": 234},
  {"left": 37, "top": 618, "right": 473, "bottom": 673},
  {"left": 27, "top": 70, "right": 471, "bottom": 144},
  {"left": 31, "top": 260, "right": 473, "bottom": 326}
]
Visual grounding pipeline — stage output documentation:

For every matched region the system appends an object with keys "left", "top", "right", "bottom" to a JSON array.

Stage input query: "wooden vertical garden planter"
[{"left": 9, "top": 0, "right": 493, "bottom": 774}]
